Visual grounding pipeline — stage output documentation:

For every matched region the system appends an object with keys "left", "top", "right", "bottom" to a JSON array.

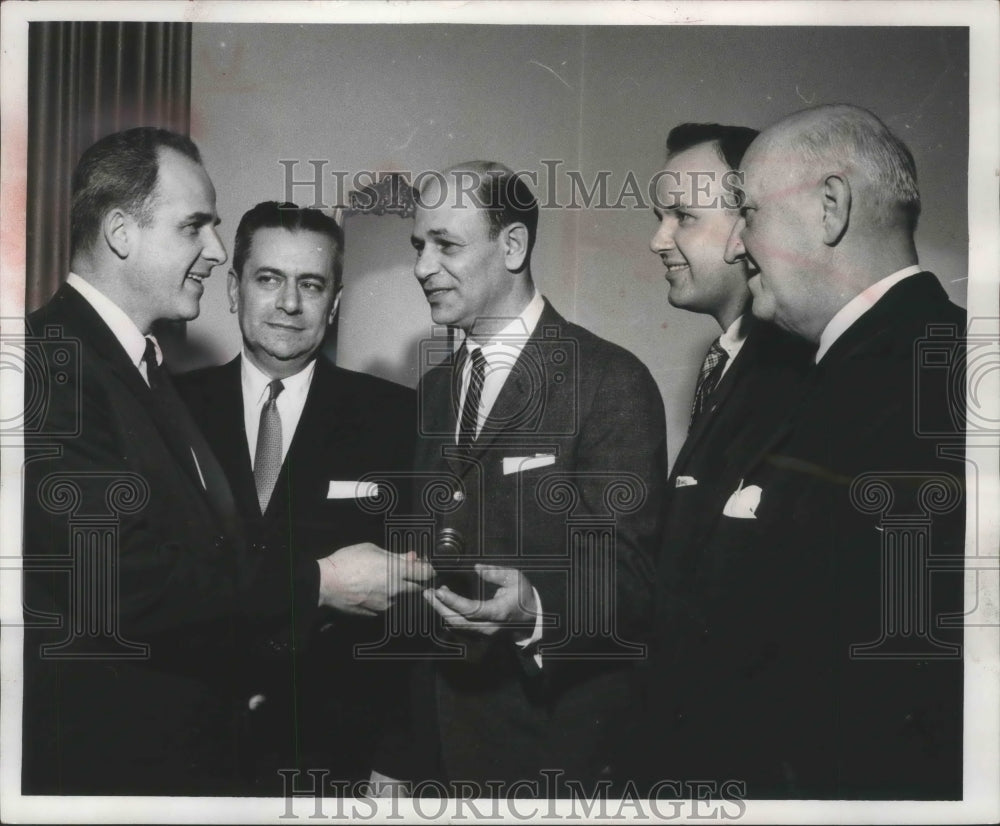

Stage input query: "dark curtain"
[{"left": 26, "top": 21, "right": 192, "bottom": 311}]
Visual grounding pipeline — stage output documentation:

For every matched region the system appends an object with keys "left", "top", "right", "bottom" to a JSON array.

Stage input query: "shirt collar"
[
  {"left": 462, "top": 290, "right": 545, "bottom": 357},
  {"left": 717, "top": 313, "right": 751, "bottom": 360},
  {"left": 66, "top": 272, "right": 156, "bottom": 370},
  {"left": 816, "top": 265, "right": 923, "bottom": 363},
  {"left": 240, "top": 350, "right": 317, "bottom": 404}
]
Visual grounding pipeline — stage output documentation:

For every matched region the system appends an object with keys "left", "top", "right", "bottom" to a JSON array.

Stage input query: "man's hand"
[
  {"left": 424, "top": 564, "right": 538, "bottom": 638},
  {"left": 317, "top": 544, "right": 434, "bottom": 615}
]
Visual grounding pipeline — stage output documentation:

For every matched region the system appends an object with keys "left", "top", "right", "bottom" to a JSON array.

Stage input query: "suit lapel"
[
  {"left": 212, "top": 357, "right": 258, "bottom": 520},
  {"left": 450, "top": 301, "right": 563, "bottom": 474},
  {"left": 53, "top": 287, "right": 208, "bottom": 491},
  {"left": 46, "top": 286, "right": 240, "bottom": 532},
  {"left": 264, "top": 357, "right": 362, "bottom": 519},
  {"left": 671, "top": 331, "right": 754, "bottom": 480}
]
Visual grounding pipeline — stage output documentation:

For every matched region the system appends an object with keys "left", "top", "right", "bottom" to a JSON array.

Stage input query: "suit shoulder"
[
  {"left": 324, "top": 361, "right": 415, "bottom": 404},
  {"left": 746, "top": 321, "right": 815, "bottom": 370},
  {"left": 173, "top": 362, "right": 235, "bottom": 401},
  {"left": 557, "top": 317, "right": 657, "bottom": 384}
]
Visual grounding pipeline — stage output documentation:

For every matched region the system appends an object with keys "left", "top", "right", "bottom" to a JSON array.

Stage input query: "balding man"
[
  {"left": 377, "top": 162, "right": 668, "bottom": 796},
  {"left": 646, "top": 106, "right": 965, "bottom": 799}
]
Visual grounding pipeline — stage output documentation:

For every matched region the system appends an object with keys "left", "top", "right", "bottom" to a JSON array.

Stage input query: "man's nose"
[
  {"left": 414, "top": 248, "right": 437, "bottom": 281},
  {"left": 276, "top": 280, "right": 301, "bottom": 313},
  {"left": 724, "top": 218, "right": 746, "bottom": 264},
  {"left": 649, "top": 217, "right": 676, "bottom": 255},
  {"left": 202, "top": 226, "right": 228, "bottom": 267}
]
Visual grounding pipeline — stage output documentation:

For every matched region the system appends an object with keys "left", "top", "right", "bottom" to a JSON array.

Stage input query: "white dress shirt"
[
  {"left": 241, "top": 352, "right": 317, "bottom": 469},
  {"left": 715, "top": 313, "right": 751, "bottom": 381},
  {"left": 815, "top": 265, "right": 923, "bottom": 363},
  {"left": 65, "top": 272, "right": 206, "bottom": 487},
  {"left": 454, "top": 290, "right": 546, "bottom": 442},
  {"left": 66, "top": 272, "right": 161, "bottom": 383},
  {"left": 452, "top": 290, "right": 547, "bottom": 658}
]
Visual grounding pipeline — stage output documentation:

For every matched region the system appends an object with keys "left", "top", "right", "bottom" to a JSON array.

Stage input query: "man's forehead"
[
  {"left": 414, "top": 197, "right": 489, "bottom": 234},
  {"left": 739, "top": 141, "right": 807, "bottom": 203},
  {"left": 657, "top": 144, "right": 732, "bottom": 206}
]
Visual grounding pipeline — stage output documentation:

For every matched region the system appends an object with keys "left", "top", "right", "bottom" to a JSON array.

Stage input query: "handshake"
[
  {"left": 315, "top": 544, "right": 538, "bottom": 638},
  {"left": 316, "top": 544, "right": 434, "bottom": 616}
]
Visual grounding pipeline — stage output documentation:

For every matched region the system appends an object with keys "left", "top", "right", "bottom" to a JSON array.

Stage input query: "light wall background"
[{"left": 185, "top": 24, "right": 969, "bottom": 467}]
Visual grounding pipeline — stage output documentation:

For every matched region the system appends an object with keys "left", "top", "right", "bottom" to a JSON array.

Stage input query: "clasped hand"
[
  {"left": 424, "top": 564, "right": 538, "bottom": 639},
  {"left": 317, "top": 543, "right": 434, "bottom": 616}
]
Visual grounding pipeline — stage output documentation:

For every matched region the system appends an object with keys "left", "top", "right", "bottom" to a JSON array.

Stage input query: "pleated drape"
[{"left": 26, "top": 21, "right": 192, "bottom": 311}]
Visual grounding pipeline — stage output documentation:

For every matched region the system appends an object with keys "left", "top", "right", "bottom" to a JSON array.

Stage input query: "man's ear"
[
  {"left": 821, "top": 173, "right": 851, "bottom": 246},
  {"left": 502, "top": 223, "right": 529, "bottom": 272},
  {"left": 103, "top": 209, "right": 131, "bottom": 260},
  {"left": 226, "top": 269, "right": 241, "bottom": 313}
]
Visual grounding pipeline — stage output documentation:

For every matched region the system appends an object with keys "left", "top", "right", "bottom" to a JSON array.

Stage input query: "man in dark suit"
[
  {"left": 647, "top": 122, "right": 813, "bottom": 573},
  {"left": 374, "top": 162, "right": 668, "bottom": 796},
  {"left": 21, "top": 129, "right": 432, "bottom": 795},
  {"left": 177, "top": 202, "right": 417, "bottom": 793},
  {"left": 642, "top": 124, "right": 813, "bottom": 790},
  {"left": 649, "top": 105, "right": 965, "bottom": 798}
]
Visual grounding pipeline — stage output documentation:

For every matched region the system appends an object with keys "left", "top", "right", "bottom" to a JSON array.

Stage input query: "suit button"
[
  {"left": 213, "top": 536, "right": 225, "bottom": 549},
  {"left": 452, "top": 490, "right": 464, "bottom": 503},
  {"left": 248, "top": 693, "right": 267, "bottom": 711}
]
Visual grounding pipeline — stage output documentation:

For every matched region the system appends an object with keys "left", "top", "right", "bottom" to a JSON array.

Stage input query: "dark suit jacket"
[
  {"left": 383, "top": 298, "right": 669, "bottom": 794},
  {"left": 647, "top": 273, "right": 965, "bottom": 799},
  {"left": 177, "top": 355, "right": 417, "bottom": 793},
  {"left": 660, "top": 317, "right": 814, "bottom": 561},
  {"left": 21, "top": 284, "right": 319, "bottom": 795}
]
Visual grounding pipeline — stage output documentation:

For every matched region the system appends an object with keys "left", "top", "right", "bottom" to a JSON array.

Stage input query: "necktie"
[
  {"left": 143, "top": 336, "right": 164, "bottom": 390},
  {"left": 691, "top": 339, "right": 729, "bottom": 423},
  {"left": 458, "top": 347, "right": 487, "bottom": 446},
  {"left": 254, "top": 379, "right": 285, "bottom": 514},
  {"left": 142, "top": 337, "right": 241, "bottom": 539}
]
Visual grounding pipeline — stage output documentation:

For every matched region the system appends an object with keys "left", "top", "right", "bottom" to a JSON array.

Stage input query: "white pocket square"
[
  {"left": 722, "top": 482, "right": 762, "bottom": 519},
  {"left": 327, "top": 481, "right": 380, "bottom": 499},
  {"left": 675, "top": 475, "right": 698, "bottom": 488},
  {"left": 502, "top": 454, "right": 556, "bottom": 476}
]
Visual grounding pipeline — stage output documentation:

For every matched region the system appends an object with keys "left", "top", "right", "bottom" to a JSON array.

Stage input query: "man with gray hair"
[{"left": 645, "top": 105, "right": 965, "bottom": 798}]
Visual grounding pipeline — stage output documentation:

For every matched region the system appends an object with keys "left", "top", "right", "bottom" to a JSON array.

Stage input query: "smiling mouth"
[
  {"left": 424, "top": 287, "right": 451, "bottom": 299},
  {"left": 185, "top": 273, "right": 209, "bottom": 285},
  {"left": 267, "top": 322, "right": 304, "bottom": 331},
  {"left": 662, "top": 262, "right": 689, "bottom": 276}
]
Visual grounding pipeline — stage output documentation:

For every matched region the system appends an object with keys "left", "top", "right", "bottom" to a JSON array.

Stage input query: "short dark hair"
[
  {"left": 70, "top": 127, "right": 202, "bottom": 256},
  {"left": 232, "top": 201, "right": 345, "bottom": 283},
  {"left": 665, "top": 123, "right": 760, "bottom": 171},
  {"left": 418, "top": 161, "right": 539, "bottom": 262}
]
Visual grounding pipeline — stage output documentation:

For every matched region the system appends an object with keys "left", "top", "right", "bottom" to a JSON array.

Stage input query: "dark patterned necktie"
[
  {"left": 142, "top": 337, "right": 241, "bottom": 538},
  {"left": 253, "top": 379, "right": 285, "bottom": 514},
  {"left": 691, "top": 339, "right": 729, "bottom": 424},
  {"left": 458, "top": 347, "right": 487, "bottom": 446}
]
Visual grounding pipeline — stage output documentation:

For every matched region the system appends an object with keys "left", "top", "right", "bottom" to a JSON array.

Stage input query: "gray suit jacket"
[{"left": 386, "top": 298, "right": 668, "bottom": 793}]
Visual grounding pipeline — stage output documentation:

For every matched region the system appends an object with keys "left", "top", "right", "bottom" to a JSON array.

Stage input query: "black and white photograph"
[{"left": 1, "top": 1, "right": 998, "bottom": 823}]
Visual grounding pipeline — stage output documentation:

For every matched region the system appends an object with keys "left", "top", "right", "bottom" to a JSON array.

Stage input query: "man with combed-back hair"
[
  {"left": 645, "top": 104, "right": 965, "bottom": 799},
  {"left": 22, "top": 130, "right": 432, "bottom": 795},
  {"left": 374, "top": 161, "right": 668, "bottom": 796},
  {"left": 177, "top": 202, "right": 419, "bottom": 792},
  {"left": 640, "top": 122, "right": 814, "bottom": 788}
]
